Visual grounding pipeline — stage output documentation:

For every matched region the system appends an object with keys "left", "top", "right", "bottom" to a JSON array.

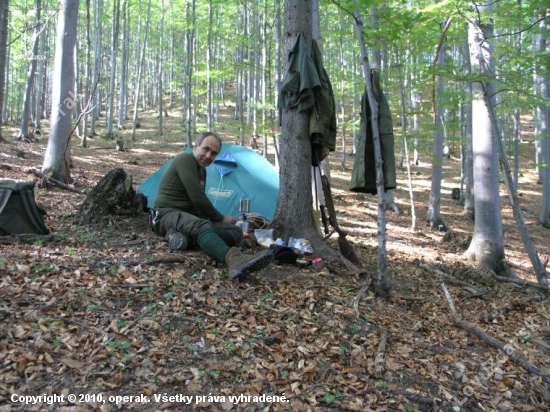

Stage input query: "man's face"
[{"left": 193, "top": 135, "right": 221, "bottom": 167}]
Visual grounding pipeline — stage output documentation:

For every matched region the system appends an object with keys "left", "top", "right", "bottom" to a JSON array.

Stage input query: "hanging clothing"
[
  {"left": 278, "top": 33, "right": 336, "bottom": 165},
  {"left": 350, "top": 69, "right": 397, "bottom": 194}
]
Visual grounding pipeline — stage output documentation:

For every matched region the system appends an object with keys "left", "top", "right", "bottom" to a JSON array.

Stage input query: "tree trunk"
[
  {"left": 461, "top": 34, "right": 474, "bottom": 220},
  {"left": 426, "top": 18, "right": 451, "bottom": 231},
  {"left": 354, "top": 5, "right": 390, "bottom": 297},
  {"left": 464, "top": 3, "right": 506, "bottom": 273},
  {"left": 42, "top": 0, "right": 80, "bottom": 183},
  {"left": 131, "top": 0, "right": 151, "bottom": 142},
  {"left": 18, "top": 0, "right": 41, "bottom": 141},
  {"left": 0, "top": 0, "right": 9, "bottom": 142},
  {"left": 81, "top": 0, "right": 92, "bottom": 146},
  {"left": 183, "top": 0, "right": 195, "bottom": 146},
  {"left": 34, "top": 16, "right": 47, "bottom": 130},
  {"left": 537, "top": 10, "right": 550, "bottom": 228},
  {"left": 273, "top": 0, "right": 321, "bottom": 248},
  {"left": 157, "top": 0, "right": 164, "bottom": 136},
  {"left": 90, "top": 0, "right": 102, "bottom": 136},
  {"left": 106, "top": 0, "right": 120, "bottom": 139},
  {"left": 206, "top": 0, "right": 213, "bottom": 130},
  {"left": 117, "top": 0, "right": 129, "bottom": 130}
]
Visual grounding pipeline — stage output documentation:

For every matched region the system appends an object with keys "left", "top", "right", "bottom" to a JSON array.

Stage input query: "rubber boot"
[{"left": 225, "top": 247, "right": 273, "bottom": 279}]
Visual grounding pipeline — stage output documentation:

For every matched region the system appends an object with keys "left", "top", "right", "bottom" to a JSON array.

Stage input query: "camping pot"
[{"left": 239, "top": 199, "right": 251, "bottom": 213}]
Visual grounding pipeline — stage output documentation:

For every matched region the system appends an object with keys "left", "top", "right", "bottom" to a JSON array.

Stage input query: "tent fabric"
[
  {"left": 0, "top": 180, "right": 50, "bottom": 235},
  {"left": 138, "top": 144, "right": 280, "bottom": 220}
]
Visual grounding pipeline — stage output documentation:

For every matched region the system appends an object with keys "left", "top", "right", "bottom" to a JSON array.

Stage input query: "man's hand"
[{"left": 223, "top": 215, "right": 236, "bottom": 224}]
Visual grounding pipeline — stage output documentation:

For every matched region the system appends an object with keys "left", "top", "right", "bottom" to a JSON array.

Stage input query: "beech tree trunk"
[
  {"left": 426, "top": 18, "right": 451, "bottom": 231},
  {"left": 131, "top": 0, "right": 151, "bottom": 142},
  {"left": 354, "top": 5, "right": 390, "bottom": 297},
  {"left": 537, "top": 10, "right": 550, "bottom": 228},
  {"left": 0, "top": 0, "right": 9, "bottom": 142},
  {"left": 464, "top": 2, "right": 506, "bottom": 273},
  {"left": 90, "top": 0, "right": 102, "bottom": 136},
  {"left": 106, "top": 0, "right": 120, "bottom": 139},
  {"left": 18, "top": 0, "right": 41, "bottom": 141},
  {"left": 42, "top": 0, "right": 80, "bottom": 183},
  {"left": 272, "top": 0, "right": 320, "bottom": 246}
]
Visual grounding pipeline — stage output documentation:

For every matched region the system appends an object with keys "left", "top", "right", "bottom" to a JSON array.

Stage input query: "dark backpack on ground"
[{"left": 0, "top": 180, "right": 49, "bottom": 235}]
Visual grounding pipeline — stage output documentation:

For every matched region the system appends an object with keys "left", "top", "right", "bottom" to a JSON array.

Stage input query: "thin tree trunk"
[
  {"left": 183, "top": 0, "right": 195, "bottom": 146},
  {"left": 18, "top": 0, "right": 42, "bottom": 141},
  {"left": 106, "top": 0, "right": 120, "bottom": 139},
  {"left": 0, "top": 0, "right": 9, "bottom": 141},
  {"left": 34, "top": 18, "right": 46, "bottom": 131},
  {"left": 157, "top": 0, "right": 164, "bottom": 136},
  {"left": 90, "top": 0, "right": 102, "bottom": 135},
  {"left": 131, "top": 0, "right": 151, "bottom": 142},
  {"left": 395, "top": 49, "right": 416, "bottom": 230},
  {"left": 427, "top": 18, "right": 452, "bottom": 231},
  {"left": 354, "top": 5, "right": 390, "bottom": 298},
  {"left": 81, "top": 0, "right": 92, "bottom": 146},
  {"left": 117, "top": 0, "right": 129, "bottom": 130},
  {"left": 461, "top": 33, "right": 474, "bottom": 220},
  {"left": 537, "top": 10, "right": 550, "bottom": 229}
]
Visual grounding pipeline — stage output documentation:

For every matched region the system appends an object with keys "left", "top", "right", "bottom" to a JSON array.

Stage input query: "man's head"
[{"left": 193, "top": 132, "right": 222, "bottom": 167}]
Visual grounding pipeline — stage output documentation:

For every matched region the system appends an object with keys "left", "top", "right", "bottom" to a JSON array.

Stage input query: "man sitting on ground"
[{"left": 152, "top": 131, "right": 272, "bottom": 279}]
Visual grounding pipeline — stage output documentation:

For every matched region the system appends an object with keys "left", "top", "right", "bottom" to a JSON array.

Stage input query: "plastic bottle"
[{"left": 236, "top": 214, "right": 249, "bottom": 234}]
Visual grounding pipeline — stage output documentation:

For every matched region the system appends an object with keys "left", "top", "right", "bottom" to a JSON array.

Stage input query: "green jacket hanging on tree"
[
  {"left": 350, "top": 70, "right": 397, "bottom": 194},
  {"left": 278, "top": 33, "right": 336, "bottom": 164}
]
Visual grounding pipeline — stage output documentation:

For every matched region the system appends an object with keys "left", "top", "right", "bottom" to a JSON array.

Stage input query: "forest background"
[{"left": 1, "top": 0, "right": 550, "bottom": 411}]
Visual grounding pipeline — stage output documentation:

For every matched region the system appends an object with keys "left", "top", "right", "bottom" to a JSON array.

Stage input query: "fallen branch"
[
  {"left": 374, "top": 326, "right": 388, "bottom": 377},
  {"left": 530, "top": 377, "right": 550, "bottom": 403},
  {"left": 392, "top": 389, "right": 438, "bottom": 406},
  {"left": 395, "top": 295, "right": 427, "bottom": 301},
  {"left": 461, "top": 289, "right": 490, "bottom": 300},
  {"left": 441, "top": 283, "right": 550, "bottom": 385},
  {"left": 27, "top": 167, "right": 84, "bottom": 194},
  {"left": 494, "top": 274, "right": 549, "bottom": 293},
  {"left": 353, "top": 277, "right": 372, "bottom": 314},
  {"left": 419, "top": 262, "right": 482, "bottom": 292}
]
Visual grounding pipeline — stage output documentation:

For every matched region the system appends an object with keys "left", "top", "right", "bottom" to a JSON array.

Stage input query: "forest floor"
[{"left": 1, "top": 104, "right": 550, "bottom": 412}]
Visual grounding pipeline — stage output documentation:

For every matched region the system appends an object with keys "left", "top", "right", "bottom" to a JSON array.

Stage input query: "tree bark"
[
  {"left": 464, "top": 3, "right": 506, "bottom": 273},
  {"left": 18, "top": 0, "right": 41, "bottom": 141},
  {"left": 427, "top": 18, "right": 452, "bottom": 231},
  {"left": 273, "top": 0, "right": 323, "bottom": 251},
  {"left": 106, "top": 0, "right": 120, "bottom": 139},
  {"left": 42, "top": 0, "right": 80, "bottom": 183},
  {"left": 131, "top": 0, "right": 151, "bottom": 142},
  {"left": 354, "top": 5, "right": 390, "bottom": 297},
  {"left": 0, "top": 0, "right": 9, "bottom": 142},
  {"left": 90, "top": 0, "right": 102, "bottom": 136},
  {"left": 537, "top": 10, "right": 550, "bottom": 228}
]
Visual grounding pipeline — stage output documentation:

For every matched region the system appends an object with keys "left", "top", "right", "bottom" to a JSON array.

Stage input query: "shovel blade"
[{"left": 338, "top": 235, "right": 361, "bottom": 265}]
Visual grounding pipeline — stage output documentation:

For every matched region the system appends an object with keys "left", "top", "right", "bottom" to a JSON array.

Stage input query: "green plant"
[
  {"left": 323, "top": 392, "right": 344, "bottom": 404},
  {"left": 31, "top": 262, "right": 54, "bottom": 273},
  {"left": 87, "top": 304, "right": 104, "bottom": 312}
]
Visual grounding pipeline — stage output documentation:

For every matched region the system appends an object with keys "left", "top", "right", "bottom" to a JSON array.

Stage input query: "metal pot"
[{"left": 238, "top": 199, "right": 251, "bottom": 213}]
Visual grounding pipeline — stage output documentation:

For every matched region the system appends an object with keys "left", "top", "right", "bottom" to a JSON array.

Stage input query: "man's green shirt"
[{"left": 154, "top": 152, "right": 224, "bottom": 222}]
